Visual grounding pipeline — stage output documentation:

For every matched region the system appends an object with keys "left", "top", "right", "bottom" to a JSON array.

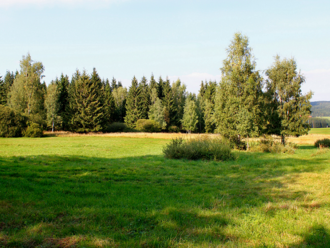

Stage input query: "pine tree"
[
  {"left": 182, "top": 97, "right": 198, "bottom": 133},
  {"left": 0, "top": 76, "right": 5, "bottom": 105},
  {"left": 202, "top": 81, "right": 217, "bottom": 133},
  {"left": 125, "top": 76, "right": 141, "bottom": 128},
  {"left": 73, "top": 71, "right": 104, "bottom": 132},
  {"left": 111, "top": 77, "right": 118, "bottom": 91},
  {"left": 214, "top": 33, "right": 263, "bottom": 144},
  {"left": 265, "top": 56, "right": 312, "bottom": 144},
  {"left": 157, "top": 76, "right": 165, "bottom": 99}
]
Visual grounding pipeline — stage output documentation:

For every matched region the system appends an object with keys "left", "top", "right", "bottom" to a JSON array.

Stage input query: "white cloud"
[{"left": 0, "top": 0, "right": 128, "bottom": 7}]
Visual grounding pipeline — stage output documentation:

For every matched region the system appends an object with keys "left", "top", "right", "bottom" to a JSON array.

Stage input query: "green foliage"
[
  {"left": 45, "top": 82, "right": 61, "bottom": 131},
  {"left": 181, "top": 97, "right": 198, "bottom": 133},
  {"left": 24, "top": 123, "right": 43, "bottom": 137},
  {"left": 0, "top": 105, "right": 27, "bottom": 137},
  {"left": 112, "top": 86, "right": 127, "bottom": 122},
  {"left": 171, "top": 79, "right": 187, "bottom": 127},
  {"left": 125, "top": 76, "right": 141, "bottom": 128},
  {"left": 314, "top": 138, "right": 330, "bottom": 148},
  {"left": 136, "top": 119, "right": 161, "bottom": 132},
  {"left": 73, "top": 71, "right": 104, "bottom": 132},
  {"left": 163, "top": 136, "right": 235, "bottom": 161},
  {"left": 309, "top": 117, "right": 330, "bottom": 128},
  {"left": 168, "top": 125, "right": 180, "bottom": 133},
  {"left": 103, "top": 80, "right": 115, "bottom": 124},
  {"left": 148, "top": 88, "right": 166, "bottom": 129},
  {"left": 104, "top": 122, "right": 127, "bottom": 132},
  {"left": 214, "top": 33, "right": 263, "bottom": 144},
  {"left": 265, "top": 56, "right": 312, "bottom": 144},
  {"left": 8, "top": 54, "right": 45, "bottom": 116},
  {"left": 249, "top": 137, "right": 297, "bottom": 154},
  {"left": 311, "top": 101, "right": 330, "bottom": 117},
  {"left": 137, "top": 76, "right": 150, "bottom": 119}
]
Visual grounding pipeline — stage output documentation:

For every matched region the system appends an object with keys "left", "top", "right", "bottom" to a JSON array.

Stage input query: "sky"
[{"left": 0, "top": 0, "right": 329, "bottom": 101}]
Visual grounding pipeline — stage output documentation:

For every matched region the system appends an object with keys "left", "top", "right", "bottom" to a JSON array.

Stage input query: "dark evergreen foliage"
[{"left": 125, "top": 76, "right": 141, "bottom": 128}]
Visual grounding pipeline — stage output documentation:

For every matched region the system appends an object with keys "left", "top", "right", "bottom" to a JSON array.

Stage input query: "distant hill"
[{"left": 311, "top": 101, "right": 330, "bottom": 117}]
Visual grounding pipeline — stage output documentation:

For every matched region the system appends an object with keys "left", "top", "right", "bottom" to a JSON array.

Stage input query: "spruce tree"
[
  {"left": 125, "top": 76, "right": 141, "bottom": 128},
  {"left": 0, "top": 71, "right": 15, "bottom": 106},
  {"left": 182, "top": 97, "right": 198, "bottom": 133},
  {"left": 0, "top": 76, "right": 5, "bottom": 105},
  {"left": 265, "top": 56, "right": 312, "bottom": 144},
  {"left": 73, "top": 71, "right": 104, "bottom": 132},
  {"left": 104, "top": 80, "right": 115, "bottom": 125},
  {"left": 171, "top": 79, "right": 187, "bottom": 128},
  {"left": 138, "top": 76, "right": 150, "bottom": 119},
  {"left": 214, "top": 33, "right": 263, "bottom": 144},
  {"left": 148, "top": 88, "right": 166, "bottom": 129},
  {"left": 162, "top": 78, "right": 176, "bottom": 128},
  {"left": 45, "top": 82, "right": 61, "bottom": 132},
  {"left": 56, "top": 74, "right": 69, "bottom": 130}
]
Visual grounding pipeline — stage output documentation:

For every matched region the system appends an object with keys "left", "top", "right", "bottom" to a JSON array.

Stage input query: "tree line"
[{"left": 0, "top": 33, "right": 312, "bottom": 144}]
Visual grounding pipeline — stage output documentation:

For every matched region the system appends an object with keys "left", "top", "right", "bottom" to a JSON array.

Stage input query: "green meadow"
[
  {"left": 309, "top": 128, "right": 330, "bottom": 135},
  {"left": 0, "top": 136, "right": 330, "bottom": 247}
]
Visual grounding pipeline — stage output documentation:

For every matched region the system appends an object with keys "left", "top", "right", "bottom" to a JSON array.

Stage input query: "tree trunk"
[
  {"left": 281, "top": 134, "right": 285, "bottom": 145},
  {"left": 52, "top": 120, "right": 54, "bottom": 132}
]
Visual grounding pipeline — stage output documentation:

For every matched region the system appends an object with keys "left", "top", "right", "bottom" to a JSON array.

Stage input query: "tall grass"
[{"left": 163, "top": 136, "right": 236, "bottom": 161}]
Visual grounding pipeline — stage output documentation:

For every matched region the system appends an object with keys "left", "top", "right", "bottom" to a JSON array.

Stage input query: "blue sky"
[{"left": 0, "top": 0, "right": 329, "bottom": 101}]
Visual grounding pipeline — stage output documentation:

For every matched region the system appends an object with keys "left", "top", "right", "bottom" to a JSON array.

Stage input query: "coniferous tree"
[
  {"left": 171, "top": 79, "right": 187, "bottom": 128},
  {"left": 125, "top": 76, "right": 141, "bottom": 128},
  {"left": 162, "top": 78, "right": 176, "bottom": 128},
  {"left": 65, "top": 70, "right": 80, "bottom": 130},
  {"left": 182, "top": 96, "right": 198, "bottom": 133},
  {"left": 265, "top": 56, "right": 312, "bottom": 144},
  {"left": 138, "top": 76, "right": 150, "bottom": 119},
  {"left": 57, "top": 74, "right": 69, "bottom": 130},
  {"left": 158, "top": 76, "right": 165, "bottom": 99},
  {"left": 112, "top": 86, "right": 127, "bottom": 122},
  {"left": 148, "top": 88, "right": 166, "bottom": 129},
  {"left": 73, "top": 71, "right": 104, "bottom": 132},
  {"left": 0, "top": 71, "right": 15, "bottom": 105},
  {"left": 104, "top": 80, "right": 115, "bottom": 124},
  {"left": 214, "top": 33, "right": 263, "bottom": 144},
  {"left": 200, "top": 81, "right": 217, "bottom": 133}
]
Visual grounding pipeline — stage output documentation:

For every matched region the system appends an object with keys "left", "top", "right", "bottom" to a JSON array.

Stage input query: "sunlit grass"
[
  {"left": 0, "top": 137, "right": 330, "bottom": 247},
  {"left": 309, "top": 128, "right": 330, "bottom": 135}
]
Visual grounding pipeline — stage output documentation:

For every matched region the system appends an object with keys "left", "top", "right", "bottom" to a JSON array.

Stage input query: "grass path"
[{"left": 0, "top": 137, "right": 330, "bottom": 247}]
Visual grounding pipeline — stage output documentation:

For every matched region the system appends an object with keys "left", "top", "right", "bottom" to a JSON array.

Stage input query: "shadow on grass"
[
  {"left": 290, "top": 225, "right": 330, "bottom": 248},
  {"left": 0, "top": 151, "right": 329, "bottom": 247}
]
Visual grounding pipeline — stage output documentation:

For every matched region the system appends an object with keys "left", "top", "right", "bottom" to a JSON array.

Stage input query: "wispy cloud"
[{"left": 0, "top": 0, "right": 128, "bottom": 7}]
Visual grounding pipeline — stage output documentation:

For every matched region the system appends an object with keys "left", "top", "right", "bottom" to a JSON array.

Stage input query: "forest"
[{"left": 0, "top": 33, "right": 312, "bottom": 145}]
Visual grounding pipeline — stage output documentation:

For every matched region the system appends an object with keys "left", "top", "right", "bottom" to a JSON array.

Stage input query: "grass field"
[
  {"left": 309, "top": 128, "right": 330, "bottom": 135},
  {"left": 1, "top": 136, "right": 330, "bottom": 247}
]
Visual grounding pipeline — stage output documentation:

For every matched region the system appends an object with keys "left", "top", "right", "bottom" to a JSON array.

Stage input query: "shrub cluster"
[
  {"left": 136, "top": 119, "right": 161, "bottom": 132},
  {"left": 168, "top": 125, "right": 180, "bottom": 133},
  {"left": 249, "top": 137, "right": 297, "bottom": 154},
  {"left": 314, "top": 138, "right": 330, "bottom": 148},
  {"left": 163, "top": 136, "right": 236, "bottom": 161},
  {"left": 0, "top": 105, "right": 27, "bottom": 137},
  {"left": 24, "top": 123, "right": 43, "bottom": 137}
]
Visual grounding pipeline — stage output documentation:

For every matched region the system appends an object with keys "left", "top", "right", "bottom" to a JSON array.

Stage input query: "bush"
[
  {"left": 315, "top": 138, "right": 330, "bottom": 148},
  {"left": 136, "top": 119, "right": 161, "bottom": 132},
  {"left": 168, "top": 125, "right": 180, "bottom": 133},
  {"left": 104, "top": 122, "right": 127, "bottom": 132},
  {"left": 0, "top": 105, "right": 27, "bottom": 137},
  {"left": 249, "top": 137, "right": 296, "bottom": 154},
  {"left": 163, "top": 136, "right": 236, "bottom": 161},
  {"left": 228, "top": 135, "right": 247, "bottom": 150},
  {"left": 24, "top": 123, "right": 43, "bottom": 137}
]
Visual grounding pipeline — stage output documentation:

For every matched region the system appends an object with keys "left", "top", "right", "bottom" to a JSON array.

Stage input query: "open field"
[
  {"left": 309, "top": 128, "right": 330, "bottom": 135},
  {"left": 1, "top": 136, "right": 330, "bottom": 247}
]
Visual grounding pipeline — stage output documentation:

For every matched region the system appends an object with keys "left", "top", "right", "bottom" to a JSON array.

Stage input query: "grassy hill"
[{"left": 311, "top": 101, "right": 330, "bottom": 117}]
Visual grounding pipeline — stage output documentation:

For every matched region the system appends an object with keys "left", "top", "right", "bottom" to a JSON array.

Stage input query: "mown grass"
[
  {"left": 309, "top": 128, "right": 330, "bottom": 135},
  {"left": 0, "top": 137, "right": 330, "bottom": 247}
]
